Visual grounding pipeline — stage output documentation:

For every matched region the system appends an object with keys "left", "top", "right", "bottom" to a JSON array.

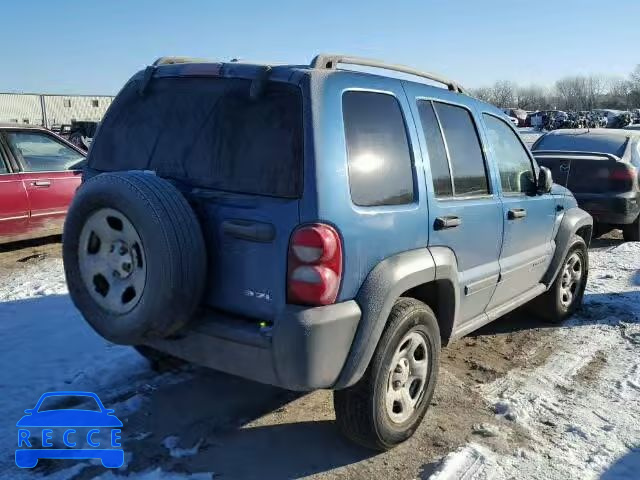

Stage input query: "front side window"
[
  {"left": 433, "top": 102, "right": 489, "bottom": 197},
  {"left": 6, "top": 132, "right": 84, "bottom": 172},
  {"left": 343, "top": 91, "right": 415, "bottom": 206},
  {"left": 483, "top": 114, "right": 536, "bottom": 194}
]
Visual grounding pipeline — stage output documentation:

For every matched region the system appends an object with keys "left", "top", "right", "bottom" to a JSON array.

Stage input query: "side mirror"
[{"left": 537, "top": 166, "right": 553, "bottom": 194}]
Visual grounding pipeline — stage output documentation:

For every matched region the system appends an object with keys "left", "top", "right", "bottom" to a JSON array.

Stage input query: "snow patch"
[
  {"left": 429, "top": 444, "right": 505, "bottom": 480},
  {"left": 429, "top": 242, "right": 640, "bottom": 479},
  {"left": 162, "top": 436, "right": 204, "bottom": 458}
]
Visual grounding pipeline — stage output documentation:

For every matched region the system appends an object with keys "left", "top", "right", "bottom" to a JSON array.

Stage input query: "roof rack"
[{"left": 310, "top": 54, "right": 465, "bottom": 94}]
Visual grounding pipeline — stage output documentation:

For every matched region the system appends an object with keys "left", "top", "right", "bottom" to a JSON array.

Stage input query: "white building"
[{"left": 0, "top": 93, "right": 114, "bottom": 128}]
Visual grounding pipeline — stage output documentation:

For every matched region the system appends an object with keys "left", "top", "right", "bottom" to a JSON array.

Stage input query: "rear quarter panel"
[{"left": 303, "top": 71, "right": 430, "bottom": 301}]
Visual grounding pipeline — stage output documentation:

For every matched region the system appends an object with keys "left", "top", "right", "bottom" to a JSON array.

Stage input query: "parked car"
[
  {"left": 0, "top": 124, "right": 85, "bottom": 244},
  {"left": 67, "top": 121, "right": 99, "bottom": 151},
  {"left": 532, "top": 129, "right": 640, "bottom": 240},
  {"left": 62, "top": 54, "right": 592, "bottom": 451},
  {"left": 502, "top": 108, "right": 527, "bottom": 127}
]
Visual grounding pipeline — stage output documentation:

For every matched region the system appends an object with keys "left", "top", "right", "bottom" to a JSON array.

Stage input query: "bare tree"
[
  {"left": 585, "top": 75, "right": 605, "bottom": 110},
  {"left": 518, "top": 85, "right": 551, "bottom": 110},
  {"left": 471, "top": 65, "right": 640, "bottom": 112},
  {"left": 491, "top": 80, "right": 517, "bottom": 108},
  {"left": 555, "top": 76, "right": 589, "bottom": 111},
  {"left": 607, "top": 78, "right": 633, "bottom": 110},
  {"left": 470, "top": 86, "right": 494, "bottom": 104}
]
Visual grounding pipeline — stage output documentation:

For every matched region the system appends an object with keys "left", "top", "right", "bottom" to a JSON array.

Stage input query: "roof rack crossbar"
[{"left": 310, "top": 54, "right": 465, "bottom": 94}]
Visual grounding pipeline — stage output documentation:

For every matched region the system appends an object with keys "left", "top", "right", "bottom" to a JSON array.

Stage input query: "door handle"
[
  {"left": 508, "top": 208, "right": 527, "bottom": 220},
  {"left": 434, "top": 215, "right": 462, "bottom": 230},
  {"left": 32, "top": 180, "right": 51, "bottom": 187}
]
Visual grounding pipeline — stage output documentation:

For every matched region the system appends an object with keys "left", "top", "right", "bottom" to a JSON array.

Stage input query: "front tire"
[
  {"left": 534, "top": 235, "right": 588, "bottom": 323},
  {"left": 334, "top": 298, "right": 440, "bottom": 451}
]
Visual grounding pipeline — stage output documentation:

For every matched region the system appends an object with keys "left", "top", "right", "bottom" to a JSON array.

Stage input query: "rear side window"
[
  {"left": 417, "top": 101, "right": 452, "bottom": 197},
  {"left": 434, "top": 102, "right": 489, "bottom": 197},
  {"left": 343, "top": 91, "right": 414, "bottom": 206},
  {"left": 89, "top": 77, "right": 303, "bottom": 198}
]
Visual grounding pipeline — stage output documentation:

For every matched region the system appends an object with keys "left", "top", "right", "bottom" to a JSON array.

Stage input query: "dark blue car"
[{"left": 16, "top": 391, "right": 123, "bottom": 468}]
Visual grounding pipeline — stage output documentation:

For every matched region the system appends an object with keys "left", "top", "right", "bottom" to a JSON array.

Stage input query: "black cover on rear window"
[{"left": 88, "top": 76, "right": 303, "bottom": 198}]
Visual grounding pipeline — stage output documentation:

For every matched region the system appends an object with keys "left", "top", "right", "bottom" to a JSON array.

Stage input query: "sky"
[{"left": 2, "top": 0, "right": 638, "bottom": 95}]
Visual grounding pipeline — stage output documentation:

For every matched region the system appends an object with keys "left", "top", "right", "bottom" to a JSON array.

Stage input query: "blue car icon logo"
[{"left": 16, "top": 391, "right": 124, "bottom": 468}]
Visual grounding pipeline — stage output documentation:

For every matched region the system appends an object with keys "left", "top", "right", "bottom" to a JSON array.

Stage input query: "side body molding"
[
  {"left": 542, "top": 207, "right": 593, "bottom": 286},
  {"left": 334, "top": 247, "right": 461, "bottom": 389}
]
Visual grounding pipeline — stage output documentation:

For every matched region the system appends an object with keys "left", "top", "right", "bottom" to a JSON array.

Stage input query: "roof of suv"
[{"left": 144, "top": 54, "right": 508, "bottom": 120}]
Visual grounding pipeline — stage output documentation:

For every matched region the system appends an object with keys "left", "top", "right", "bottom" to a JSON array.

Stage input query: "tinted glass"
[
  {"left": 6, "top": 132, "right": 84, "bottom": 172},
  {"left": 417, "top": 101, "right": 452, "bottom": 197},
  {"left": 434, "top": 103, "right": 489, "bottom": 196},
  {"left": 0, "top": 149, "right": 7, "bottom": 174},
  {"left": 533, "top": 133, "right": 628, "bottom": 157},
  {"left": 89, "top": 77, "right": 303, "bottom": 198},
  {"left": 483, "top": 114, "right": 535, "bottom": 194},
  {"left": 343, "top": 91, "right": 414, "bottom": 206}
]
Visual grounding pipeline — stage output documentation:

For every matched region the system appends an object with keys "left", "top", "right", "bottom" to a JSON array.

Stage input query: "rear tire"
[
  {"left": 334, "top": 298, "right": 440, "bottom": 451},
  {"left": 533, "top": 235, "right": 588, "bottom": 324},
  {"left": 622, "top": 215, "right": 640, "bottom": 242}
]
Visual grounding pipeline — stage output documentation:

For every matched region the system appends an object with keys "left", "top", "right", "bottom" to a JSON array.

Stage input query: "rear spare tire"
[{"left": 63, "top": 171, "right": 206, "bottom": 344}]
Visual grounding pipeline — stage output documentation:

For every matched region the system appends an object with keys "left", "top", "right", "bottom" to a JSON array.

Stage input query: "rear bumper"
[
  {"left": 575, "top": 192, "right": 640, "bottom": 225},
  {"left": 143, "top": 301, "right": 361, "bottom": 391}
]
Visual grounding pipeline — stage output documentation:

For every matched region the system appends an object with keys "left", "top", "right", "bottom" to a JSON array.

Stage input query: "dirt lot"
[{"left": 0, "top": 229, "right": 635, "bottom": 480}]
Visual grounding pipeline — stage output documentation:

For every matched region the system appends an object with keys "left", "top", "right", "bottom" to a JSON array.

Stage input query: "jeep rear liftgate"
[{"left": 88, "top": 75, "right": 304, "bottom": 322}]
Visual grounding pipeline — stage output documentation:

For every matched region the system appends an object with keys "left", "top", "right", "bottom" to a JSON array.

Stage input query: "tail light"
[
  {"left": 609, "top": 164, "right": 636, "bottom": 191},
  {"left": 287, "top": 223, "right": 342, "bottom": 306}
]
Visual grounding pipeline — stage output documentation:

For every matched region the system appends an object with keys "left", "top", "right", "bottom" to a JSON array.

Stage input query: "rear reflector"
[{"left": 287, "top": 224, "right": 342, "bottom": 306}]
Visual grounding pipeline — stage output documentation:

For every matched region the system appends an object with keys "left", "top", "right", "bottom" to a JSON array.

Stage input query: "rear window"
[
  {"left": 89, "top": 76, "right": 303, "bottom": 198},
  {"left": 533, "top": 134, "right": 628, "bottom": 157}
]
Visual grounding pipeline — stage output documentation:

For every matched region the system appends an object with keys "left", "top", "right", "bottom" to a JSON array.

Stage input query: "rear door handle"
[
  {"left": 508, "top": 208, "right": 527, "bottom": 220},
  {"left": 32, "top": 180, "right": 51, "bottom": 187},
  {"left": 434, "top": 215, "right": 462, "bottom": 230}
]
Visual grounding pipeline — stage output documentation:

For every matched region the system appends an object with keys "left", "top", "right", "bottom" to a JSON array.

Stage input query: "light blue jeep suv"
[{"left": 63, "top": 54, "right": 592, "bottom": 450}]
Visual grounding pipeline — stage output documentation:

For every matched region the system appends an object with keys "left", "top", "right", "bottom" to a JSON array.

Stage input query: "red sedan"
[{"left": 0, "top": 124, "right": 85, "bottom": 244}]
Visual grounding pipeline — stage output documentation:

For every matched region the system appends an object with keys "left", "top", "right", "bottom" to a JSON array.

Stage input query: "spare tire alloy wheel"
[{"left": 79, "top": 208, "right": 146, "bottom": 314}]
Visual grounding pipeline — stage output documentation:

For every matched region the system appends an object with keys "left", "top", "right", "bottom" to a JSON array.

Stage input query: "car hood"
[{"left": 16, "top": 410, "right": 123, "bottom": 427}]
